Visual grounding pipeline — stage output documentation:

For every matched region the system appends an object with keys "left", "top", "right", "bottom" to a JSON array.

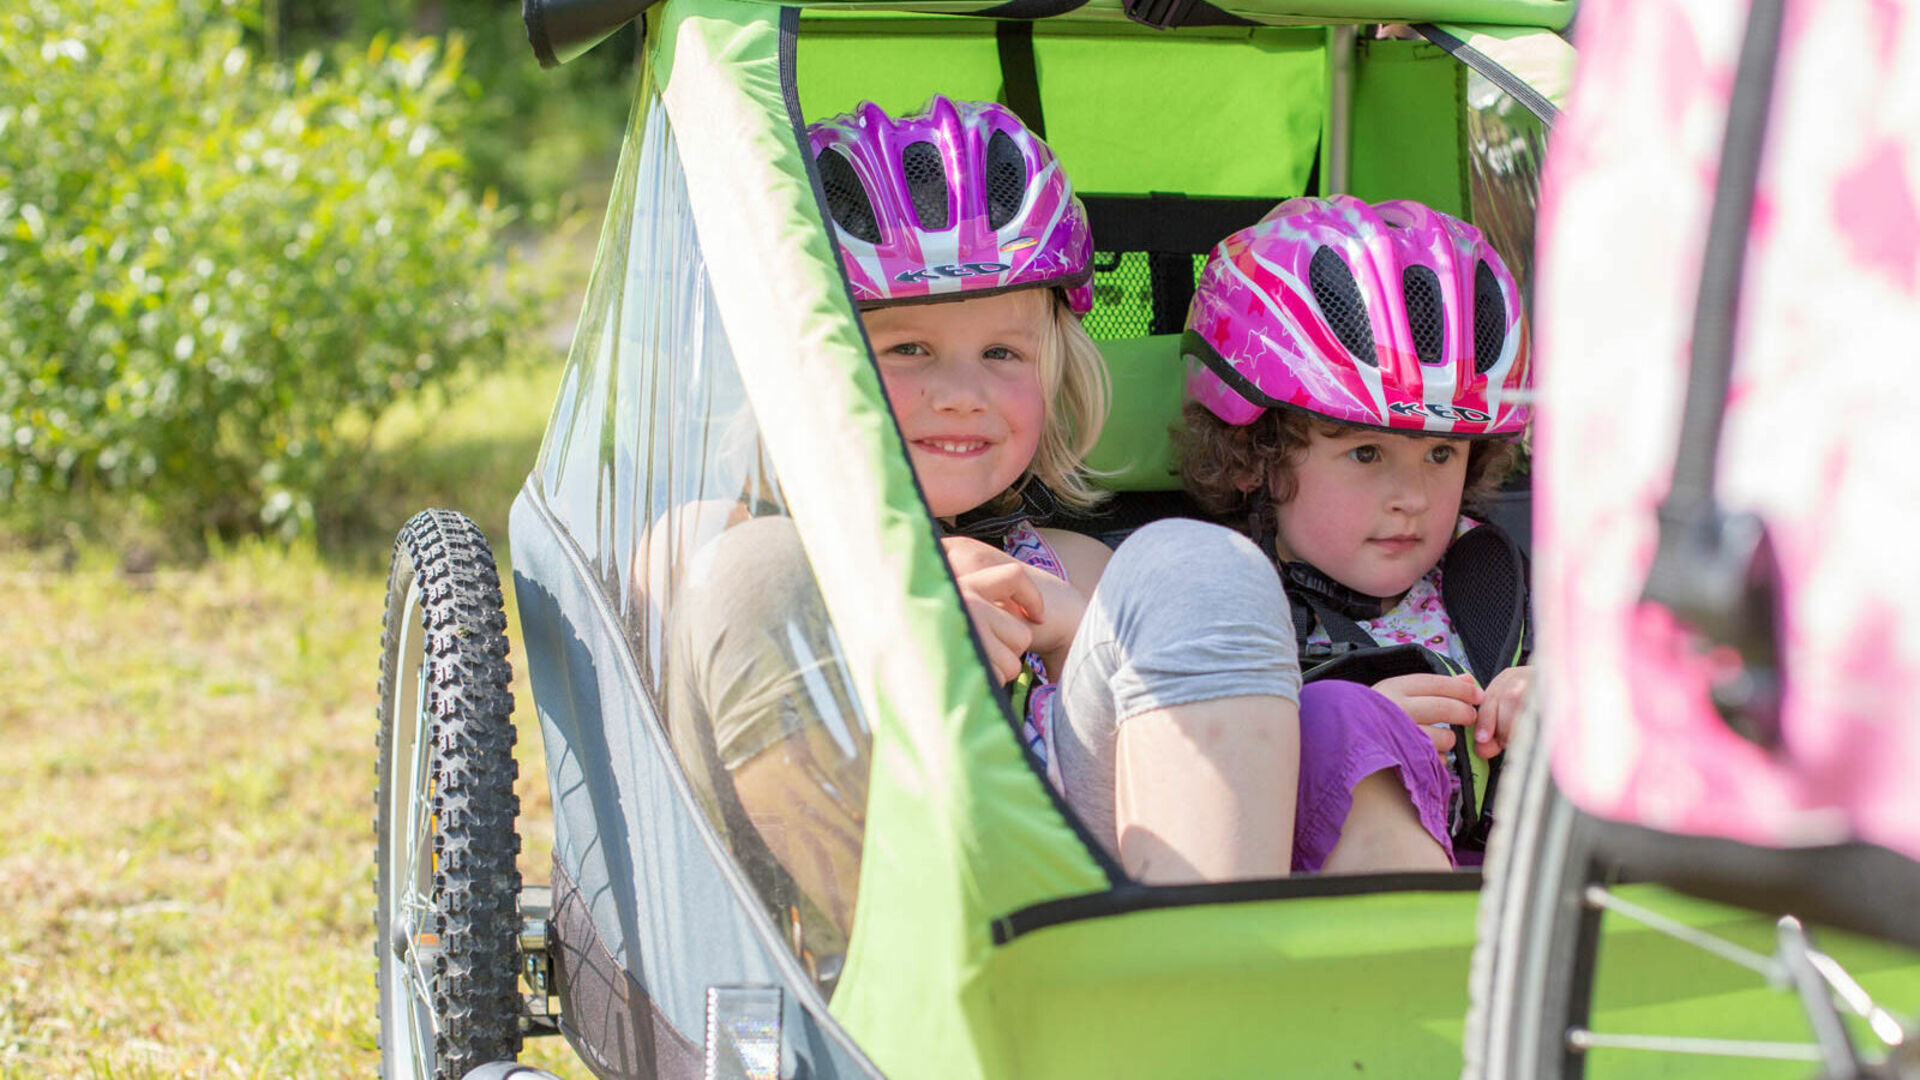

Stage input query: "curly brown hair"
[{"left": 1177, "top": 402, "right": 1521, "bottom": 546}]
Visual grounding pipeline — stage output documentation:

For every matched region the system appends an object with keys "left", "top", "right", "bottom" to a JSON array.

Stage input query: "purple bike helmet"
[
  {"left": 807, "top": 97, "right": 1094, "bottom": 314},
  {"left": 1185, "top": 195, "right": 1531, "bottom": 436}
]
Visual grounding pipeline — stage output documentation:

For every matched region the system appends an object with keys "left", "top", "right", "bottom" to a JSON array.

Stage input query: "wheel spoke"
[
  {"left": 413, "top": 1012, "right": 434, "bottom": 1080},
  {"left": 1806, "top": 947, "right": 1911, "bottom": 1046},
  {"left": 1577, "top": 887, "right": 1915, "bottom": 1064},
  {"left": 407, "top": 676, "right": 431, "bottom": 883},
  {"left": 1583, "top": 885, "right": 1779, "bottom": 979},
  {"left": 408, "top": 783, "right": 432, "bottom": 895},
  {"left": 410, "top": 950, "right": 439, "bottom": 1032},
  {"left": 1568, "top": 1029, "right": 1823, "bottom": 1061}
]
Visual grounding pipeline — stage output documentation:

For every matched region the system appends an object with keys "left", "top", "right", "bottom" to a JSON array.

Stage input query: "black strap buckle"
[{"left": 1123, "top": 0, "right": 1195, "bottom": 29}]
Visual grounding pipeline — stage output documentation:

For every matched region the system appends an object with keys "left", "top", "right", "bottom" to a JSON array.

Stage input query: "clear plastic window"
[
  {"left": 534, "top": 73, "right": 871, "bottom": 992},
  {"left": 1466, "top": 69, "right": 1548, "bottom": 311}
]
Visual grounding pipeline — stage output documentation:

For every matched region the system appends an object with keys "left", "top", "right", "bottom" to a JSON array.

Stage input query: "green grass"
[{"left": 0, "top": 360, "right": 592, "bottom": 1078}]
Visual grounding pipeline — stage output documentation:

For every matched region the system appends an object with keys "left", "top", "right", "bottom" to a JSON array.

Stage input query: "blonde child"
[{"left": 804, "top": 99, "right": 1312, "bottom": 886}]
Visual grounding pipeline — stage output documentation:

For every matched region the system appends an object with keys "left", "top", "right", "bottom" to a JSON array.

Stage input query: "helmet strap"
[{"left": 1277, "top": 559, "right": 1398, "bottom": 623}]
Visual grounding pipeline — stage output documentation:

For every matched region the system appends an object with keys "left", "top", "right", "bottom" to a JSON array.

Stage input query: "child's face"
[
  {"left": 864, "top": 289, "right": 1048, "bottom": 519},
  {"left": 1270, "top": 426, "right": 1469, "bottom": 598}
]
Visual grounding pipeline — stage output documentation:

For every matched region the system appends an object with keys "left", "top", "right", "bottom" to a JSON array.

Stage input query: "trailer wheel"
[
  {"left": 376, "top": 509, "right": 524, "bottom": 1080},
  {"left": 1462, "top": 712, "right": 1603, "bottom": 1080},
  {"left": 1464, "top": 715, "right": 1919, "bottom": 1080}
]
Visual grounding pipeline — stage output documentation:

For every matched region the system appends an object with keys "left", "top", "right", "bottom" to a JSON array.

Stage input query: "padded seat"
[{"left": 1051, "top": 334, "right": 1201, "bottom": 546}]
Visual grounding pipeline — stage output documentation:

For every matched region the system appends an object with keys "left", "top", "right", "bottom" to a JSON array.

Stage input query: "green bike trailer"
[
  {"left": 370, "top": 0, "right": 1920, "bottom": 1076},
  {"left": 491, "top": 4, "right": 1563, "bottom": 1077}
]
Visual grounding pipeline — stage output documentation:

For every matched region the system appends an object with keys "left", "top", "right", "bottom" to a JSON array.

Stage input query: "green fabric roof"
[{"left": 784, "top": 0, "right": 1571, "bottom": 31}]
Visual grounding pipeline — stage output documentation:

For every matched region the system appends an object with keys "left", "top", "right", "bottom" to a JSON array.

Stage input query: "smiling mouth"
[{"left": 913, "top": 438, "right": 991, "bottom": 456}]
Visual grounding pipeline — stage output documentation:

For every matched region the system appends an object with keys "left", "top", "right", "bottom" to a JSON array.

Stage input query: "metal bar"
[
  {"left": 1568, "top": 1029, "right": 1822, "bottom": 1062},
  {"left": 1777, "top": 917, "right": 1863, "bottom": 1071},
  {"left": 1326, "top": 25, "right": 1356, "bottom": 195},
  {"left": 1808, "top": 949, "right": 1910, "bottom": 1046},
  {"left": 1584, "top": 885, "right": 1779, "bottom": 981},
  {"left": 1412, "top": 23, "right": 1559, "bottom": 128}
]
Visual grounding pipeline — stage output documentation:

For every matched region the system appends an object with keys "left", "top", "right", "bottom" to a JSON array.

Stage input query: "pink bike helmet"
[
  {"left": 807, "top": 97, "right": 1093, "bottom": 314},
  {"left": 1185, "top": 195, "right": 1530, "bottom": 435}
]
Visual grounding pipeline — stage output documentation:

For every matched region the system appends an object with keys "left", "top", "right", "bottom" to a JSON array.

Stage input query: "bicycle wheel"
[
  {"left": 376, "top": 509, "right": 524, "bottom": 1080},
  {"left": 1465, "top": 716, "right": 1920, "bottom": 1080}
]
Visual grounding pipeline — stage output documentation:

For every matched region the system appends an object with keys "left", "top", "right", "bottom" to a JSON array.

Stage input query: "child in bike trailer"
[
  {"left": 1157, "top": 194, "right": 1538, "bottom": 870},
  {"left": 814, "top": 97, "right": 1505, "bottom": 883},
  {"left": 808, "top": 96, "right": 1116, "bottom": 757},
  {"left": 670, "top": 97, "right": 1122, "bottom": 945}
]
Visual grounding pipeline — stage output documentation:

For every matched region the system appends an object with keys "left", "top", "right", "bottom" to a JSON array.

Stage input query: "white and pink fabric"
[{"left": 1536, "top": 0, "right": 1920, "bottom": 862}]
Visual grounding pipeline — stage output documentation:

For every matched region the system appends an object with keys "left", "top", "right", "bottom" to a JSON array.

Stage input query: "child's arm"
[
  {"left": 1030, "top": 528, "right": 1111, "bottom": 674},
  {"left": 1037, "top": 527, "right": 1114, "bottom": 596}
]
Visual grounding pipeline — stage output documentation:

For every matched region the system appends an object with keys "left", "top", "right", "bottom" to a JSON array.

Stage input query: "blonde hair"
[{"left": 1028, "top": 291, "right": 1112, "bottom": 511}]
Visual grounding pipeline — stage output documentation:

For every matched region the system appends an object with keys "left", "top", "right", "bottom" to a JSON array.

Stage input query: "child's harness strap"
[{"left": 1288, "top": 519, "right": 1531, "bottom": 677}]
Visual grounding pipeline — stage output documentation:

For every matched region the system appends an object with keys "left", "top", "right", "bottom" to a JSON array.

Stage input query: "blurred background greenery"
[
  {"left": 1, "top": 0, "right": 633, "bottom": 554},
  {"left": 2, "top": 2, "right": 625, "bottom": 1074}
]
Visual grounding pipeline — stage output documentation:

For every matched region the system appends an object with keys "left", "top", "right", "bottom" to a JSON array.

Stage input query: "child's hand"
[
  {"left": 1371, "top": 672, "right": 1484, "bottom": 755},
  {"left": 941, "top": 543, "right": 1040, "bottom": 684},
  {"left": 942, "top": 537, "right": 1088, "bottom": 676},
  {"left": 1472, "top": 664, "right": 1531, "bottom": 758},
  {"left": 955, "top": 572, "right": 1037, "bottom": 685}
]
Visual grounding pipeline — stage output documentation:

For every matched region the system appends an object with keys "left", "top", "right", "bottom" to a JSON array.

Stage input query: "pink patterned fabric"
[
  {"left": 1308, "top": 568, "right": 1470, "bottom": 670},
  {"left": 1537, "top": 0, "right": 1920, "bottom": 861},
  {"left": 1003, "top": 520, "right": 1067, "bottom": 789},
  {"left": 1185, "top": 196, "right": 1531, "bottom": 434},
  {"left": 807, "top": 98, "right": 1093, "bottom": 313}
]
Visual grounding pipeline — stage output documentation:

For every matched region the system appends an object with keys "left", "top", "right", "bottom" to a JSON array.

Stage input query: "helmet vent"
[
  {"left": 1403, "top": 266, "right": 1445, "bottom": 365},
  {"left": 817, "top": 148, "right": 882, "bottom": 245},
  {"left": 1473, "top": 260, "right": 1508, "bottom": 374},
  {"left": 900, "top": 141, "right": 950, "bottom": 231},
  {"left": 1309, "top": 247, "right": 1377, "bottom": 367},
  {"left": 985, "top": 130, "right": 1028, "bottom": 231}
]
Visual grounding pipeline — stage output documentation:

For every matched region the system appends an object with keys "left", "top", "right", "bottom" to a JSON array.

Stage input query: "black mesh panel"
[
  {"left": 1474, "top": 260, "right": 1509, "bottom": 373},
  {"left": 900, "top": 141, "right": 949, "bottom": 231},
  {"left": 816, "top": 148, "right": 881, "bottom": 245},
  {"left": 1083, "top": 252, "right": 1208, "bottom": 342},
  {"left": 1309, "top": 247, "right": 1376, "bottom": 366},
  {"left": 985, "top": 131, "right": 1028, "bottom": 230},
  {"left": 1438, "top": 525, "right": 1528, "bottom": 688},
  {"left": 1403, "top": 265, "right": 1445, "bottom": 365}
]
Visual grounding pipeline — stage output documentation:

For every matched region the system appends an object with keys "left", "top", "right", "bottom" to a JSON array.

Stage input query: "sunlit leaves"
[{"left": 0, "top": 0, "right": 529, "bottom": 537}]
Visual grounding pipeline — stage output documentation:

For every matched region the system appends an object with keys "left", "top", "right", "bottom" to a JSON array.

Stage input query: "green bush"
[
  {"left": 0, "top": 0, "right": 532, "bottom": 539},
  {"left": 269, "top": 0, "right": 638, "bottom": 216}
]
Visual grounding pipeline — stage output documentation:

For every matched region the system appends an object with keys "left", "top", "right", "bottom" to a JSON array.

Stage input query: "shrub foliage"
[{"left": 1, "top": 0, "right": 528, "bottom": 537}]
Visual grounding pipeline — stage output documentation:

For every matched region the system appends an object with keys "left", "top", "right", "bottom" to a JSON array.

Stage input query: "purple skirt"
[{"left": 1292, "top": 680, "right": 1459, "bottom": 872}]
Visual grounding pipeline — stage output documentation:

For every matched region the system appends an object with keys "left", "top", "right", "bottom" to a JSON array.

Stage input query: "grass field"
[{"left": 0, "top": 360, "right": 595, "bottom": 1078}]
